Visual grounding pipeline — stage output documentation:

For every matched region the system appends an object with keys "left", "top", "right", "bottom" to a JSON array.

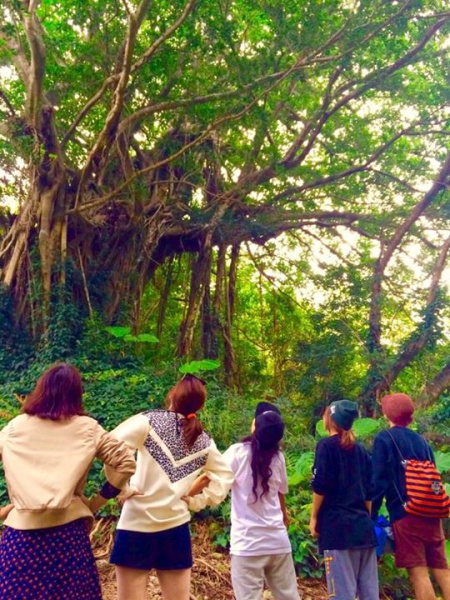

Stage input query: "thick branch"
[
  {"left": 424, "top": 364, "right": 450, "bottom": 404},
  {"left": 381, "top": 234, "right": 450, "bottom": 388},
  {"left": 75, "top": 0, "right": 153, "bottom": 206},
  {"left": 23, "top": 4, "right": 46, "bottom": 127},
  {"left": 367, "top": 150, "right": 450, "bottom": 355}
]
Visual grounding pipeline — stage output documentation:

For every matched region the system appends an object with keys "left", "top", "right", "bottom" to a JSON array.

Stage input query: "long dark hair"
[
  {"left": 166, "top": 374, "right": 206, "bottom": 447},
  {"left": 22, "top": 363, "right": 86, "bottom": 421},
  {"left": 243, "top": 433, "right": 281, "bottom": 502}
]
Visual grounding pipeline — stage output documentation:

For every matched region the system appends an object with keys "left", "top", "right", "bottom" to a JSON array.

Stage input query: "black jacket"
[
  {"left": 311, "top": 435, "right": 377, "bottom": 553},
  {"left": 371, "top": 426, "right": 434, "bottom": 523}
]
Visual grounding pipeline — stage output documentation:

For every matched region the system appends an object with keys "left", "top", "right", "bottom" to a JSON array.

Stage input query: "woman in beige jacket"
[{"left": 0, "top": 362, "right": 136, "bottom": 600}]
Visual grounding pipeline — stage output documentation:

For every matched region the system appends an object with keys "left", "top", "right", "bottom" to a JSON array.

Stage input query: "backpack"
[{"left": 388, "top": 431, "right": 450, "bottom": 519}]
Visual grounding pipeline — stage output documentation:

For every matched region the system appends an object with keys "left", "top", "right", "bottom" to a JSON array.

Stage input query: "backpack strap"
[
  {"left": 386, "top": 430, "right": 407, "bottom": 505},
  {"left": 420, "top": 436, "right": 434, "bottom": 463},
  {"left": 386, "top": 430, "right": 405, "bottom": 462}
]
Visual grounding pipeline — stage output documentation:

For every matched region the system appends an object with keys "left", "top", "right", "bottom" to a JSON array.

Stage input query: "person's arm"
[
  {"left": 310, "top": 439, "right": 333, "bottom": 537},
  {"left": 364, "top": 447, "right": 374, "bottom": 515},
  {"left": 277, "top": 453, "right": 290, "bottom": 528},
  {"left": 184, "top": 473, "right": 211, "bottom": 498},
  {"left": 0, "top": 424, "right": 14, "bottom": 520},
  {"left": 0, "top": 420, "right": 12, "bottom": 458},
  {"left": 370, "top": 434, "right": 390, "bottom": 520},
  {"left": 0, "top": 503, "right": 13, "bottom": 521},
  {"left": 279, "top": 492, "right": 289, "bottom": 528},
  {"left": 87, "top": 415, "right": 146, "bottom": 513},
  {"left": 309, "top": 492, "right": 324, "bottom": 537},
  {"left": 184, "top": 441, "right": 234, "bottom": 512}
]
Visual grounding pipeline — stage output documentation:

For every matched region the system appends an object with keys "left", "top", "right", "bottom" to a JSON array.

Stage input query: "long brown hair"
[
  {"left": 22, "top": 363, "right": 86, "bottom": 421},
  {"left": 323, "top": 406, "right": 355, "bottom": 449},
  {"left": 167, "top": 374, "right": 206, "bottom": 447}
]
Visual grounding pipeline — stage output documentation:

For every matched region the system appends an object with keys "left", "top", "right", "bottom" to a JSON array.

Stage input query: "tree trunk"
[
  {"left": 201, "top": 264, "right": 214, "bottom": 358},
  {"left": 177, "top": 238, "right": 212, "bottom": 357},
  {"left": 156, "top": 257, "right": 174, "bottom": 339},
  {"left": 223, "top": 244, "right": 239, "bottom": 388}
]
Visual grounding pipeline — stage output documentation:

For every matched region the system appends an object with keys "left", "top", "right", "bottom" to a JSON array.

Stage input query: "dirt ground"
[{"left": 95, "top": 519, "right": 329, "bottom": 600}]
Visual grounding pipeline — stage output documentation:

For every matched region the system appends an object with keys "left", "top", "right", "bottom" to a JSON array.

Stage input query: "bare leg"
[
  {"left": 116, "top": 565, "right": 149, "bottom": 600},
  {"left": 432, "top": 568, "right": 450, "bottom": 600},
  {"left": 408, "top": 567, "right": 436, "bottom": 600},
  {"left": 156, "top": 569, "right": 191, "bottom": 600}
]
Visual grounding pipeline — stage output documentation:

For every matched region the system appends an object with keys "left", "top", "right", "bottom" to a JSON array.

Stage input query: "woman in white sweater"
[{"left": 108, "top": 374, "right": 234, "bottom": 600}]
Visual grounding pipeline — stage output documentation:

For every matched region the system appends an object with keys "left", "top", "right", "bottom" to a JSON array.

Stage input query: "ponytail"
[
  {"left": 181, "top": 415, "right": 205, "bottom": 448},
  {"left": 323, "top": 406, "right": 356, "bottom": 449},
  {"left": 167, "top": 375, "right": 206, "bottom": 448},
  {"left": 338, "top": 429, "right": 356, "bottom": 449}
]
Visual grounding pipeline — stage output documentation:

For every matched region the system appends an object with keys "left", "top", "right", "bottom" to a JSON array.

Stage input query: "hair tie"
[{"left": 186, "top": 413, "right": 196, "bottom": 419}]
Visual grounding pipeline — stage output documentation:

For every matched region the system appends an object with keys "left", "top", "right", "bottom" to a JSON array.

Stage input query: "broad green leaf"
[
  {"left": 123, "top": 333, "right": 159, "bottom": 343},
  {"left": 434, "top": 451, "right": 450, "bottom": 474},
  {"left": 179, "top": 360, "right": 220, "bottom": 374},
  {"left": 288, "top": 451, "right": 314, "bottom": 486},
  {"left": 105, "top": 326, "right": 131, "bottom": 338},
  {"left": 135, "top": 333, "right": 159, "bottom": 343},
  {"left": 315, "top": 418, "right": 380, "bottom": 439},
  {"left": 353, "top": 418, "right": 382, "bottom": 439},
  {"left": 315, "top": 421, "right": 326, "bottom": 438}
]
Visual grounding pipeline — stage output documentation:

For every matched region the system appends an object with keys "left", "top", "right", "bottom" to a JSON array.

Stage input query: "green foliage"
[
  {"left": 435, "top": 451, "right": 450, "bottom": 474},
  {"left": 0, "top": 285, "right": 32, "bottom": 380},
  {"left": 377, "top": 555, "right": 412, "bottom": 600},
  {"left": 105, "top": 327, "right": 159, "bottom": 344},
  {"left": 287, "top": 452, "right": 314, "bottom": 487},
  {"left": 284, "top": 448, "right": 324, "bottom": 579},
  {"left": 179, "top": 359, "right": 221, "bottom": 374},
  {"left": 315, "top": 418, "right": 382, "bottom": 440}
]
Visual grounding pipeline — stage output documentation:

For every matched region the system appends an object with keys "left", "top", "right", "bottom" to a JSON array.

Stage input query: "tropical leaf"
[
  {"left": 315, "top": 418, "right": 380, "bottom": 439},
  {"left": 353, "top": 418, "right": 382, "bottom": 439},
  {"left": 288, "top": 451, "right": 315, "bottom": 486},
  {"left": 435, "top": 451, "right": 450, "bottom": 474},
  {"left": 123, "top": 333, "right": 159, "bottom": 343},
  {"left": 105, "top": 326, "right": 131, "bottom": 338},
  {"left": 179, "top": 359, "right": 220, "bottom": 374}
]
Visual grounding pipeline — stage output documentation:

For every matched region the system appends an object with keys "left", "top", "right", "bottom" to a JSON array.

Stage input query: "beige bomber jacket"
[{"left": 0, "top": 413, "right": 136, "bottom": 530}]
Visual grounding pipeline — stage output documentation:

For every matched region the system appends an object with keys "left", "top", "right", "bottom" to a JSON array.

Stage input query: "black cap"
[
  {"left": 254, "top": 402, "right": 281, "bottom": 418},
  {"left": 329, "top": 400, "right": 358, "bottom": 431},
  {"left": 255, "top": 411, "right": 285, "bottom": 448}
]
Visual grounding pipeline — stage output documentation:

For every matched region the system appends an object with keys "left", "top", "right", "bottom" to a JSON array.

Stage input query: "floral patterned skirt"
[{"left": 0, "top": 518, "right": 102, "bottom": 600}]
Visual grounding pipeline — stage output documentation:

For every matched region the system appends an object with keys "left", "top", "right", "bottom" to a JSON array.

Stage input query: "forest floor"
[{"left": 96, "top": 519, "right": 329, "bottom": 600}]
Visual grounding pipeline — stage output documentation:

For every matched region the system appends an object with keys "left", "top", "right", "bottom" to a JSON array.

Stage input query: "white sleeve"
[
  {"left": 222, "top": 443, "right": 239, "bottom": 472},
  {"left": 278, "top": 452, "right": 288, "bottom": 495},
  {"left": 186, "top": 440, "right": 234, "bottom": 512},
  {"left": 110, "top": 414, "right": 149, "bottom": 450}
]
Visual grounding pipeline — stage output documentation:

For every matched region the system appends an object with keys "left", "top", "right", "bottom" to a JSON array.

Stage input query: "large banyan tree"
[{"left": 1, "top": 0, "right": 450, "bottom": 409}]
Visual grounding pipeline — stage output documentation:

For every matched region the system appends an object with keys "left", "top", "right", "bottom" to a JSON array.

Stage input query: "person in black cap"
[
  {"left": 222, "top": 402, "right": 301, "bottom": 600},
  {"left": 310, "top": 400, "right": 379, "bottom": 600}
]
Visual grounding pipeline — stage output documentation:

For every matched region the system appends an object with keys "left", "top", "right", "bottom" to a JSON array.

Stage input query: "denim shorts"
[{"left": 110, "top": 522, "right": 192, "bottom": 570}]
